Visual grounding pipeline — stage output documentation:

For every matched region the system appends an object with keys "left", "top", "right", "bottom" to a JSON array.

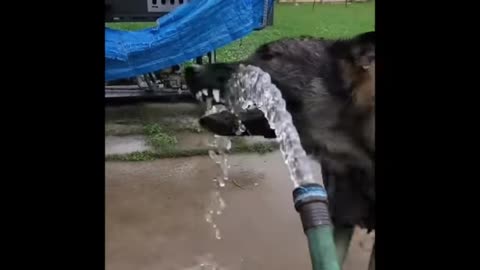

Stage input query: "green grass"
[
  {"left": 143, "top": 123, "right": 178, "bottom": 151},
  {"left": 105, "top": 141, "right": 278, "bottom": 161},
  {"left": 106, "top": 2, "right": 374, "bottom": 62},
  {"left": 105, "top": 122, "right": 276, "bottom": 161}
]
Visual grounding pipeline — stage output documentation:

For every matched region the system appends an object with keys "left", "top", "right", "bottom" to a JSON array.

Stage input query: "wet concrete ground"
[{"left": 106, "top": 151, "right": 374, "bottom": 270}]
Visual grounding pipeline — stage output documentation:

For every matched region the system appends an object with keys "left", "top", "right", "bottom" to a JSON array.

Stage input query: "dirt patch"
[{"left": 106, "top": 152, "right": 374, "bottom": 270}]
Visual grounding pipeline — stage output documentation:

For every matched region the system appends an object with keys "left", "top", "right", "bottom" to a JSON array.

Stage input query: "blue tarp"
[{"left": 105, "top": 0, "right": 273, "bottom": 81}]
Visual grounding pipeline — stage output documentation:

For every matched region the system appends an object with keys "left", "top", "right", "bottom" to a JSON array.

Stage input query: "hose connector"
[{"left": 293, "top": 183, "right": 331, "bottom": 232}]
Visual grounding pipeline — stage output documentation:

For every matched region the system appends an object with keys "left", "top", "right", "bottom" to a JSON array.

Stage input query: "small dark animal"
[{"left": 184, "top": 31, "right": 375, "bottom": 232}]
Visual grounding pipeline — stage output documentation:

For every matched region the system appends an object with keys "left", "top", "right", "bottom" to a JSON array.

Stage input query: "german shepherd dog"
[{"left": 184, "top": 32, "right": 375, "bottom": 234}]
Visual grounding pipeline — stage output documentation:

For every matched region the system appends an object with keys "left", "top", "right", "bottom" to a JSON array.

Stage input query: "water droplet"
[
  {"left": 254, "top": 182, "right": 259, "bottom": 186},
  {"left": 219, "top": 197, "right": 226, "bottom": 209},
  {"left": 208, "top": 150, "right": 221, "bottom": 164},
  {"left": 205, "top": 213, "right": 212, "bottom": 223},
  {"left": 215, "top": 229, "right": 222, "bottom": 240},
  {"left": 216, "top": 211, "right": 222, "bottom": 215}
]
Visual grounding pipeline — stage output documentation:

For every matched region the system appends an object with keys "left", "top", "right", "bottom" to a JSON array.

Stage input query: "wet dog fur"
[{"left": 184, "top": 31, "right": 375, "bottom": 231}]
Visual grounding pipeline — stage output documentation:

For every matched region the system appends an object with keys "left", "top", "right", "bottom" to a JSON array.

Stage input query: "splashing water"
[
  {"left": 203, "top": 103, "right": 231, "bottom": 241},
  {"left": 204, "top": 191, "right": 226, "bottom": 240},
  {"left": 182, "top": 253, "right": 226, "bottom": 270},
  {"left": 208, "top": 134, "right": 232, "bottom": 188},
  {"left": 226, "top": 65, "right": 319, "bottom": 187},
  {"left": 203, "top": 97, "right": 234, "bottom": 188}
]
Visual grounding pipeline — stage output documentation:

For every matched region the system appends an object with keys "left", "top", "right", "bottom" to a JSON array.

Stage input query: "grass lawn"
[{"left": 106, "top": 2, "right": 374, "bottom": 63}]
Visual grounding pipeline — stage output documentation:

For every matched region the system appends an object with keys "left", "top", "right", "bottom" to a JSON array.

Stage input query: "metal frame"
[
  {"left": 105, "top": 0, "right": 192, "bottom": 23},
  {"left": 105, "top": 53, "right": 216, "bottom": 99}
]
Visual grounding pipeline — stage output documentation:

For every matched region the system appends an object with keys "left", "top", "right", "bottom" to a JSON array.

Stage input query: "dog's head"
[{"left": 184, "top": 63, "right": 274, "bottom": 137}]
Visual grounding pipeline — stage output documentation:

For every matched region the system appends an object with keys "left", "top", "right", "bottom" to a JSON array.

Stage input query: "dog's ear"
[
  {"left": 330, "top": 31, "right": 375, "bottom": 69},
  {"left": 333, "top": 32, "right": 375, "bottom": 111},
  {"left": 354, "top": 31, "right": 375, "bottom": 45},
  {"left": 350, "top": 31, "right": 375, "bottom": 70}
]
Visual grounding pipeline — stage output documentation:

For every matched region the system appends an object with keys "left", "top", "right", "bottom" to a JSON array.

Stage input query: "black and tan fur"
[{"left": 184, "top": 31, "right": 375, "bottom": 232}]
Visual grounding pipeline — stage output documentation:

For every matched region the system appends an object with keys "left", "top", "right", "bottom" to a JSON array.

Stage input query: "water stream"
[{"left": 226, "top": 64, "right": 319, "bottom": 187}]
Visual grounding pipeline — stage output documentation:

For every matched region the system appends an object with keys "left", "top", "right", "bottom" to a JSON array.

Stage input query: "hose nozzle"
[{"left": 293, "top": 183, "right": 331, "bottom": 232}]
